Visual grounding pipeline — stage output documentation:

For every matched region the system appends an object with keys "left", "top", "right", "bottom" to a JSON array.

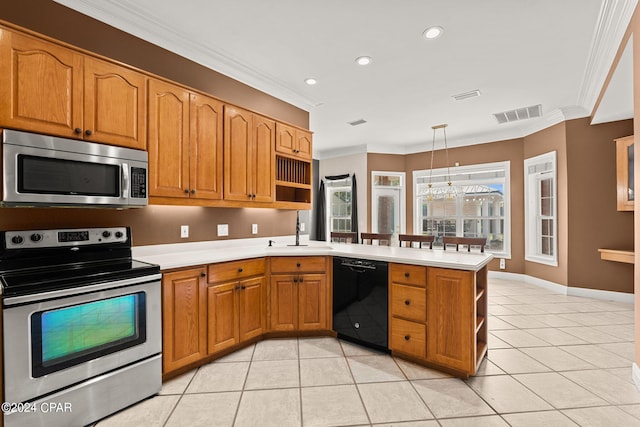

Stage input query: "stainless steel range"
[{"left": 0, "top": 227, "right": 162, "bottom": 427}]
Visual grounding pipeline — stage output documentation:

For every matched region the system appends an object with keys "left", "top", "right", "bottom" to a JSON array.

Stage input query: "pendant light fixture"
[{"left": 426, "top": 123, "right": 455, "bottom": 201}]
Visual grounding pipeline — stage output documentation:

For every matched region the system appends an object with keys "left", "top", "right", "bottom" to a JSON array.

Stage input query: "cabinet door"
[
  {"left": 223, "top": 106, "right": 252, "bottom": 202},
  {"left": 251, "top": 114, "right": 275, "bottom": 202},
  {"left": 270, "top": 275, "right": 298, "bottom": 331},
  {"left": 190, "top": 94, "right": 223, "bottom": 200},
  {"left": 295, "top": 130, "right": 313, "bottom": 160},
  {"left": 148, "top": 79, "right": 190, "bottom": 198},
  {"left": 426, "top": 268, "right": 474, "bottom": 372},
  {"left": 275, "top": 122, "right": 296, "bottom": 156},
  {"left": 298, "top": 273, "right": 327, "bottom": 330},
  {"left": 238, "top": 276, "right": 266, "bottom": 341},
  {"left": 0, "top": 29, "right": 83, "bottom": 138},
  {"left": 83, "top": 57, "right": 146, "bottom": 149},
  {"left": 162, "top": 267, "right": 207, "bottom": 374},
  {"left": 208, "top": 281, "right": 239, "bottom": 354}
]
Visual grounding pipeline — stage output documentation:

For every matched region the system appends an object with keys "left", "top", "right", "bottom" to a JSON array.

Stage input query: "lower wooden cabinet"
[
  {"left": 269, "top": 256, "right": 329, "bottom": 331},
  {"left": 389, "top": 264, "right": 427, "bottom": 360},
  {"left": 270, "top": 273, "right": 327, "bottom": 331},
  {"left": 162, "top": 267, "right": 207, "bottom": 374},
  {"left": 207, "top": 259, "right": 266, "bottom": 354}
]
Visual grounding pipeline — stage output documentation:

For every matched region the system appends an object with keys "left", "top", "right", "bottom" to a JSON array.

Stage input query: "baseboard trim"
[{"left": 488, "top": 271, "right": 634, "bottom": 304}]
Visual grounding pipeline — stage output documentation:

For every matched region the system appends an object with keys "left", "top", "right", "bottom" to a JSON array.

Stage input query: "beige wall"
[{"left": 0, "top": 0, "right": 309, "bottom": 246}]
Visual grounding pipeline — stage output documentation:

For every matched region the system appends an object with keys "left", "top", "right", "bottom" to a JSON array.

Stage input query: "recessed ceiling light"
[
  {"left": 355, "top": 56, "right": 372, "bottom": 66},
  {"left": 304, "top": 78, "right": 318, "bottom": 85},
  {"left": 423, "top": 26, "right": 444, "bottom": 40}
]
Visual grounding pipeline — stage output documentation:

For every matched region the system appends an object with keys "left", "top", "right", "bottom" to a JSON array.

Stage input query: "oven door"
[{"left": 3, "top": 276, "right": 161, "bottom": 404}]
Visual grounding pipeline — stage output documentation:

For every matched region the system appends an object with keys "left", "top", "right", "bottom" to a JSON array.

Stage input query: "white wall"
[{"left": 318, "top": 153, "right": 368, "bottom": 238}]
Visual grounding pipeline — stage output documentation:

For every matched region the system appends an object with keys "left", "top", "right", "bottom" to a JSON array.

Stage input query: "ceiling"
[{"left": 54, "top": 0, "right": 636, "bottom": 159}]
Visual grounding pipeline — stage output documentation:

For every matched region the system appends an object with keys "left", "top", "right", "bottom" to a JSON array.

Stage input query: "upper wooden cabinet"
[
  {"left": 148, "top": 79, "right": 223, "bottom": 201},
  {"left": 0, "top": 27, "right": 146, "bottom": 150},
  {"left": 224, "top": 106, "right": 275, "bottom": 203},
  {"left": 615, "top": 135, "right": 634, "bottom": 211},
  {"left": 276, "top": 122, "right": 312, "bottom": 161}
]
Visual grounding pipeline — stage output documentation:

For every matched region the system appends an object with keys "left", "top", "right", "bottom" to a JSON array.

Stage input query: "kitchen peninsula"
[{"left": 134, "top": 238, "right": 492, "bottom": 379}]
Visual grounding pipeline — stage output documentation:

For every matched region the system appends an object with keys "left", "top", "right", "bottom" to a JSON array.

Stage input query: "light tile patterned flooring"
[{"left": 96, "top": 278, "right": 640, "bottom": 426}]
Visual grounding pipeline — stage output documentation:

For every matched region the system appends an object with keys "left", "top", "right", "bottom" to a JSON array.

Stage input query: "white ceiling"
[{"left": 54, "top": 0, "right": 636, "bottom": 159}]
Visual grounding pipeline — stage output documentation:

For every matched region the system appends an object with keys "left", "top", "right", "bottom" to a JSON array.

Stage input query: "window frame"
[
  {"left": 325, "top": 177, "right": 353, "bottom": 241},
  {"left": 413, "top": 160, "right": 511, "bottom": 258},
  {"left": 524, "top": 151, "right": 558, "bottom": 266},
  {"left": 371, "top": 171, "right": 406, "bottom": 237}
]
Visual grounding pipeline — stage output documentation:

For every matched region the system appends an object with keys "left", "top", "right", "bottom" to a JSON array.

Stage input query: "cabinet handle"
[
  {"left": 235, "top": 286, "right": 241, "bottom": 291},
  {"left": 200, "top": 272, "right": 206, "bottom": 278},
  {"left": 74, "top": 128, "right": 82, "bottom": 134},
  {"left": 404, "top": 272, "right": 410, "bottom": 278},
  {"left": 241, "top": 285, "right": 246, "bottom": 290},
  {"left": 404, "top": 300, "right": 410, "bottom": 305},
  {"left": 85, "top": 129, "right": 93, "bottom": 136},
  {"left": 184, "top": 189, "right": 190, "bottom": 194},
  {"left": 191, "top": 189, "right": 196, "bottom": 194},
  {"left": 238, "top": 268, "right": 243, "bottom": 273},
  {"left": 293, "top": 277, "right": 298, "bottom": 283},
  {"left": 299, "top": 277, "right": 304, "bottom": 283},
  {"left": 296, "top": 262, "right": 301, "bottom": 268},
  {"left": 404, "top": 335, "right": 410, "bottom": 341}
]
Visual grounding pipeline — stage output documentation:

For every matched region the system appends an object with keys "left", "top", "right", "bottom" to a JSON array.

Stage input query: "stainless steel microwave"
[{"left": 2, "top": 130, "right": 148, "bottom": 208}]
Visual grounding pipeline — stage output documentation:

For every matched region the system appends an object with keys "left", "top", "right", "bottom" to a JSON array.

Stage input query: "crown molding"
[
  {"left": 576, "top": 0, "right": 638, "bottom": 113},
  {"left": 53, "top": 0, "right": 321, "bottom": 110}
]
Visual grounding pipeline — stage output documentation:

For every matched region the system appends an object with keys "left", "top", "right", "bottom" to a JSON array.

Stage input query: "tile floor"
[{"left": 95, "top": 277, "right": 640, "bottom": 426}]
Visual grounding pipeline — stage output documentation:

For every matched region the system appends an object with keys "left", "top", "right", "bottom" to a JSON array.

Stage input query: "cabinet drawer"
[
  {"left": 390, "top": 263, "right": 427, "bottom": 287},
  {"left": 390, "top": 317, "right": 426, "bottom": 359},
  {"left": 208, "top": 258, "right": 265, "bottom": 283},
  {"left": 391, "top": 283, "right": 426, "bottom": 322},
  {"left": 270, "top": 256, "right": 327, "bottom": 273}
]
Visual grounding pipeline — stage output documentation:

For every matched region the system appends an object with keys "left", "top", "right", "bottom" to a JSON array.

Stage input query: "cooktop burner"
[{"left": 0, "top": 227, "right": 160, "bottom": 299}]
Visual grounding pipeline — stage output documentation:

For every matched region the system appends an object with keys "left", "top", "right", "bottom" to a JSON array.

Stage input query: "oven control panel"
[{"left": 4, "top": 227, "right": 128, "bottom": 249}]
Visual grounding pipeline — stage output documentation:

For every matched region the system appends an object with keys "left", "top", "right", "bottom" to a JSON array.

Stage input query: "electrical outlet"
[
  {"left": 252, "top": 224, "right": 258, "bottom": 234},
  {"left": 299, "top": 222, "right": 306, "bottom": 232},
  {"left": 217, "top": 224, "right": 229, "bottom": 237},
  {"left": 499, "top": 258, "right": 506, "bottom": 269},
  {"left": 180, "top": 225, "right": 189, "bottom": 238}
]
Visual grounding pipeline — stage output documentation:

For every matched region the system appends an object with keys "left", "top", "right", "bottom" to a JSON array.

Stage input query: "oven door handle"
[
  {"left": 2, "top": 273, "right": 162, "bottom": 307},
  {"left": 122, "top": 163, "right": 130, "bottom": 200}
]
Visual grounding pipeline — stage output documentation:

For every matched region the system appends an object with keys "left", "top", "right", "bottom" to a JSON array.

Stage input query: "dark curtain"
[
  {"left": 351, "top": 174, "right": 359, "bottom": 243},
  {"left": 315, "top": 180, "right": 326, "bottom": 241}
]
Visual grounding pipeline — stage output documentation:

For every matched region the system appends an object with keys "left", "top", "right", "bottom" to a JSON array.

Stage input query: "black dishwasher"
[{"left": 333, "top": 257, "right": 389, "bottom": 352}]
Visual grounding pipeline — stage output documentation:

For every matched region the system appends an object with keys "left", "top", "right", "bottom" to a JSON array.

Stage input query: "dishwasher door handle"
[{"left": 341, "top": 262, "right": 377, "bottom": 270}]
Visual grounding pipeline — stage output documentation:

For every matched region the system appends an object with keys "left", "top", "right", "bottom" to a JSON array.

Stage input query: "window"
[
  {"left": 525, "top": 151, "right": 557, "bottom": 266},
  {"left": 413, "top": 161, "right": 510, "bottom": 257},
  {"left": 326, "top": 177, "right": 352, "bottom": 240},
  {"left": 371, "top": 171, "right": 406, "bottom": 241}
]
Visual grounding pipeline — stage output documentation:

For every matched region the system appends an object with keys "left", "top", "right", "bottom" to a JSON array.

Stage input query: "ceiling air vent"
[
  {"left": 348, "top": 119, "right": 367, "bottom": 126},
  {"left": 493, "top": 104, "right": 542, "bottom": 124},
  {"left": 452, "top": 89, "right": 481, "bottom": 101}
]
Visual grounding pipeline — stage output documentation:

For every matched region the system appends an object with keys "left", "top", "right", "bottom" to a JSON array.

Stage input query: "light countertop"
[{"left": 133, "top": 236, "right": 493, "bottom": 272}]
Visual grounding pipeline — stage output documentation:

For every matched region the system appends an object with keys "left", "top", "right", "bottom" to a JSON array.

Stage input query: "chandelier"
[{"left": 426, "top": 123, "right": 456, "bottom": 201}]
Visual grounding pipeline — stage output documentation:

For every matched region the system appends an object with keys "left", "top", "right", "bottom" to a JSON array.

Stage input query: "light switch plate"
[
  {"left": 217, "top": 224, "right": 229, "bottom": 237},
  {"left": 499, "top": 258, "right": 506, "bottom": 269},
  {"left": 252, "top": 224, "right": 258, "bottom": 234},
  {"left": 180, "top": 225, "right": 189, "bottom": 238},
  {"left": 299, "top": 222, "right": 306, "bottom": 232}
]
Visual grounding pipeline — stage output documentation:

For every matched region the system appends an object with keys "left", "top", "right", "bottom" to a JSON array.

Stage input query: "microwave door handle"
[{"left": 121, "top": 163, "right": 130, "bottom": 199}]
